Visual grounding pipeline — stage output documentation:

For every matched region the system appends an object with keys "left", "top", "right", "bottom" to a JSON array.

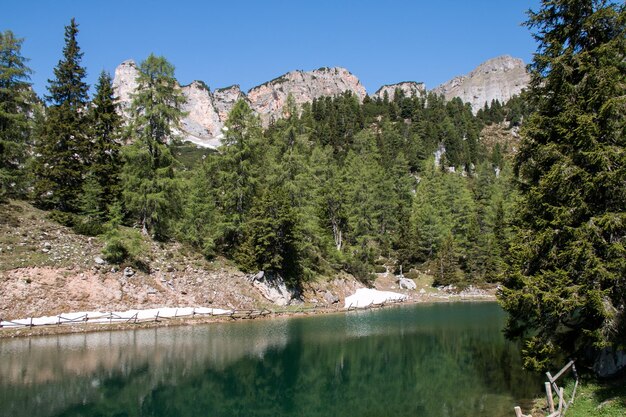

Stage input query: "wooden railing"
[{"left": 514, "top": 360, "right": 579, "bottom": 417}]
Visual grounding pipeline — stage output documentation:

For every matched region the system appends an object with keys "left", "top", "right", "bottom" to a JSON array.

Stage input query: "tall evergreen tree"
[
  {"left": 121, "top": 54, "right": 185, "bottom": 238},
  {"left": 83, "top": 71, "right": 122, "bottom": 220},
  {"left": 212, "top": 99, "right": 262, "bottom": 251},
  {"left": 0, "top": 30, "right": 32, "bottom": 201},
  {"left": 33, "top": 18, "right": 90, "bottom": 211},
  {"left": 500, "top": 0, "right": 626, "bottom": 371}
]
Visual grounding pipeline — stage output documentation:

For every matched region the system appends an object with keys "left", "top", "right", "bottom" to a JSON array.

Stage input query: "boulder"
[
  {"left": 594, "top": 348, "right": 626, "bottom": 378},
  {"left": 324, "top": 291, "right": 340, "bottom": 305},
  {"left": 123, "top": 267, "right": 135, "bottom": 277},
  {"left": 398, "top": 277, "right": 417, "bottom": 290},
  {"left": 249, "top": 271, "right": 298, "bottom": 306}
]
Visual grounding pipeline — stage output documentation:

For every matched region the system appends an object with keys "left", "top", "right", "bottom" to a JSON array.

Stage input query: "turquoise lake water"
[{"left": 0, "top": 302, "right": 541, "bottom": 417}]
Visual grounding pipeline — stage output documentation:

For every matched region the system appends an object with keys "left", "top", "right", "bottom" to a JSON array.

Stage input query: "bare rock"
[
  {"left": 323, "top": 291, "right": 340, "bottom": 304},
  {"left": 247, "top": 67, "right": 366, "bottom": 126},
  {"left": 213, "top": 85, "right": 247, "bottom": 122},
  {"left": 594, "top": 347, "right": 626, "bottom": 378},
  {"left": 432, "top": 55, "right": 529, "bottom": 114},
  {"left": 373, "top": 81, "right": 425, "bottom": 101},
  {"left": 249, "top": 271, "right": 298, "bottom": 306},
  {"left": 123, "top": 267, "right": 135, "bottom": 278},
  {"left": 398, "top": 277, "right": 417, "bottom": 290}
]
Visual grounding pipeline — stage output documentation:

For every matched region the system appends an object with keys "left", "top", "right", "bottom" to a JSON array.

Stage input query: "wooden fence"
[
  {"left": 514, "top": 360, "right": 579, "bottom": 417},
  {"left": 0, "top": 298, "right": 409, "bottom": 331}
]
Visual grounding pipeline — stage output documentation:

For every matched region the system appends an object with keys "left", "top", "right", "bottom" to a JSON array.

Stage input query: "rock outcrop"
[
  {"left": 179, "top": 81, "right": 223, "bottom": 147},
  {"left": 111, "top": 56, "right": 528, "bottom": 147},
  {"left": 432, "top": 55, "right": 529, "bottom": 113},
  {"left": 213, "top": 85, "right": 247, "bottom": 122},
  {"left": 248, "top": 271, "right": 299, "bottom": 306},
  {"left": 112, "top": 62, "right": 366, "bottom": 148},
  {"left": 373, "top": 81, "right": 425, "bottom": 101},
  {"left": 247, "top": 67, "right": 367, "bottom": 125},
  {"left": 112, "top": 60, "right": 140, "bottom": 118}
]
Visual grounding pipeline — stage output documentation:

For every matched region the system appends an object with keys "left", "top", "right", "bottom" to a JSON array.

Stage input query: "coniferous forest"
[{"left": 1, "top": 0, "right": 625, "bottom": 374}]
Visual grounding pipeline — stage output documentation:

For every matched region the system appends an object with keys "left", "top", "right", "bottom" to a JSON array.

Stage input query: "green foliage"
[
  {"left": 33, "top": 19, "right": 90, "bottom": 212},
  {"left": 0, "top": 30, "right": 33, "bottom": 201},
  {"left": 121, "top": 54, "right": 185, "bottom": 239},
  {"left": 211, "top": 99, "right": 262, "bottom": 250},
  {"left": 102, "top": 226, "right": 146, "bottom": 265},
  {"left": 236, "top": 187, "right": 303, "bottom": 284},
  {"left": 34, "top": 19, "right": 89, "bottom": 212},
  {"left": 86, "top": 70, "right": 122, "bottom": 221},
  {"left": 500, "top": 0, "right": 626, "bottom": 371}
]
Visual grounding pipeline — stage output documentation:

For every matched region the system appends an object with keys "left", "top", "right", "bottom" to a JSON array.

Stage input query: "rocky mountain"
[
  {"left": 112, "top": 55, "right": 528, "bottom": 147},
  {"left": 432, "top": 55, "right": 529, "bottom": 113},
  {"left": 373, "top": 81, "right": 425, "bottom": 101},
  {"left": 112, "top": 62, "right": 366, "bottom": 148},
  {"left": 247, "top": 67, "right": 366, "bottom": 125}
]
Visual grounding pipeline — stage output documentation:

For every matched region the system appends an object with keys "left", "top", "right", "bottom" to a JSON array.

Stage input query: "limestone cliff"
[
  {"left": 179, "top": 81, "right": 222, "bottom": 146},
  {"left": 373, "top": 81, "right": 425, "bottom": 101},
  {"left": 432, "top": 55, "right": 529, "bottom": 113},
  {"left": 213, "top": 85, "right": 247, "bottom": 122},
  {"left": 247, "top": 67, "right": 367, "bottom": 125},
  {"left": 112, "top": 62, "right": 368, "bottom": 147},
  {"left": 112, "top": 60, "right": 139, "bottom": 118}
]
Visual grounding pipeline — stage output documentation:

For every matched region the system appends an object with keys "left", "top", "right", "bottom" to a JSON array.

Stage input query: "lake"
[{"left": 0, "top": 302, "right": 541, "bottom": 417}]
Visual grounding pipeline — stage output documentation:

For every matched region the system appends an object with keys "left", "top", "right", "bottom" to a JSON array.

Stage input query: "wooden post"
[
  {"left": 558, "top": 387, "right": 564, "bottom": 412},
  {"left": 514, "top": 406, "right": 523, "bottom": 417},
  {"left": 545, "top": 381, "right": 555, "bottom": 413}
]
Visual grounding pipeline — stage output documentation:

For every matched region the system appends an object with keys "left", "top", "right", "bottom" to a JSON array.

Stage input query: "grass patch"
[
  {"left": 565, "top": 376, "right": 626, "bottom": 417},
  {"left": 171, "top": 141, "right": 214, "bottom": 170}
]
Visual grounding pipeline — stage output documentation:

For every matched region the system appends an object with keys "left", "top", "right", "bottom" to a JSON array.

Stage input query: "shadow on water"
[{"left": 0, "top": 302, "right": 542, "bottom": 417}]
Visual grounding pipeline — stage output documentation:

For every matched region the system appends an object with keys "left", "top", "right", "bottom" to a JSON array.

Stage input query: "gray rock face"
[
  {"left": 432, "top": 55, "right": 529, "bottom": 113},
  {"left": 112, "top": 62, "right": 366, "bottom": 147},
  {"left": 594, "top": 347, "right": 626, "bottom": 378},
  {"left": 323, "top": 291, "right": 340, "bottom": 305},
  {"left": 179, "top": 81, "right": 223, "bottom": 147},
  {"left": 112, "top": 60, "right": 139, "bottom": 118},
  {"left": 213, "top": 85, "right": 247, "bottom": 122},
  {"left": 247, "top": 67, "right": 367, "bottom": 126},
  {"left": 248, "top": 271, "right": 298, "bottom": 306},
  {"left": 373, "top": 81, "right": 425, "bottom": 101}
]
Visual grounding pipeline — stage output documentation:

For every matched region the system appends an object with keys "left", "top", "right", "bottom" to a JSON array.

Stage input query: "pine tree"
[
  {"left": 237, "top": 187, "right": 302, "bottom": 285},
  {"left": 500, "top": 0, "right": 626, "bottom": 371},
  {"left": 86, "top": 71, "right": 122, "bottom": 220},
  {"left": 212, "top": 99, "right": 262, "bottom": 251},
  {"left": 121, "top": 54, "right": 185, "bottom": 239},
  {"left": 0, "top": 30, "right": 32, "bottom": 201},
  {"left": 33, "top": 19, "right": 90, "bottom": 211}
]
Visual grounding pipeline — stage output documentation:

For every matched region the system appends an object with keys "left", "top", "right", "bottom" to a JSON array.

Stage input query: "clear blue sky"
[{"left": 3, "top": 0, "right": 541, "bottom": 98}]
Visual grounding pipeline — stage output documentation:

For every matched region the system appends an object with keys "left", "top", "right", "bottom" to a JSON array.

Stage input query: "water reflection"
[{"left": 0, "top": 303, "right": 541, "bottom": 417}]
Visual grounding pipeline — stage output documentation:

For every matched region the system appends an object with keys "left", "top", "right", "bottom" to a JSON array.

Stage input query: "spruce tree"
[
  {"left": 500, "top": 0, "right": 626, "bottom": 371},
  {"left": 237, "top": 187, "right": 302, "bottom": 285},
  {"left": 0, "top": 30, "right": 32, "bottom": 201},
  {"left": 84, "top": 71, "right": 122, "bottom": 220},
  {"left": 33, "top": 18, "right": 90, "bottom": 211},
  {"left": 121, "top": 54, "right": 184, "bottom": 239},
  {"left": 213, "top": 99, "right": 261, "bottom": 250}
]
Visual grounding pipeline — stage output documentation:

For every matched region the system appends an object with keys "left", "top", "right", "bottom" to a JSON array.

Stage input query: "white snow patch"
[
  {"left": 344, "top": 288, "right": 407, "bottom": 309},
  {"left": 0, "top": 307, "right": 233, "bottom": 328}
]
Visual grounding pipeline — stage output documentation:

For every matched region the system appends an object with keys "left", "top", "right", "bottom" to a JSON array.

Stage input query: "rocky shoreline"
[{"left": 0, "top": 291, "right": 496, "bottom": 339}]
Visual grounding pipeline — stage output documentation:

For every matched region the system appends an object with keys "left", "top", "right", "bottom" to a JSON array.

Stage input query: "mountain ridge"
[{"left": 112, "top": 55, "right": 529, "bottom": 147}]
